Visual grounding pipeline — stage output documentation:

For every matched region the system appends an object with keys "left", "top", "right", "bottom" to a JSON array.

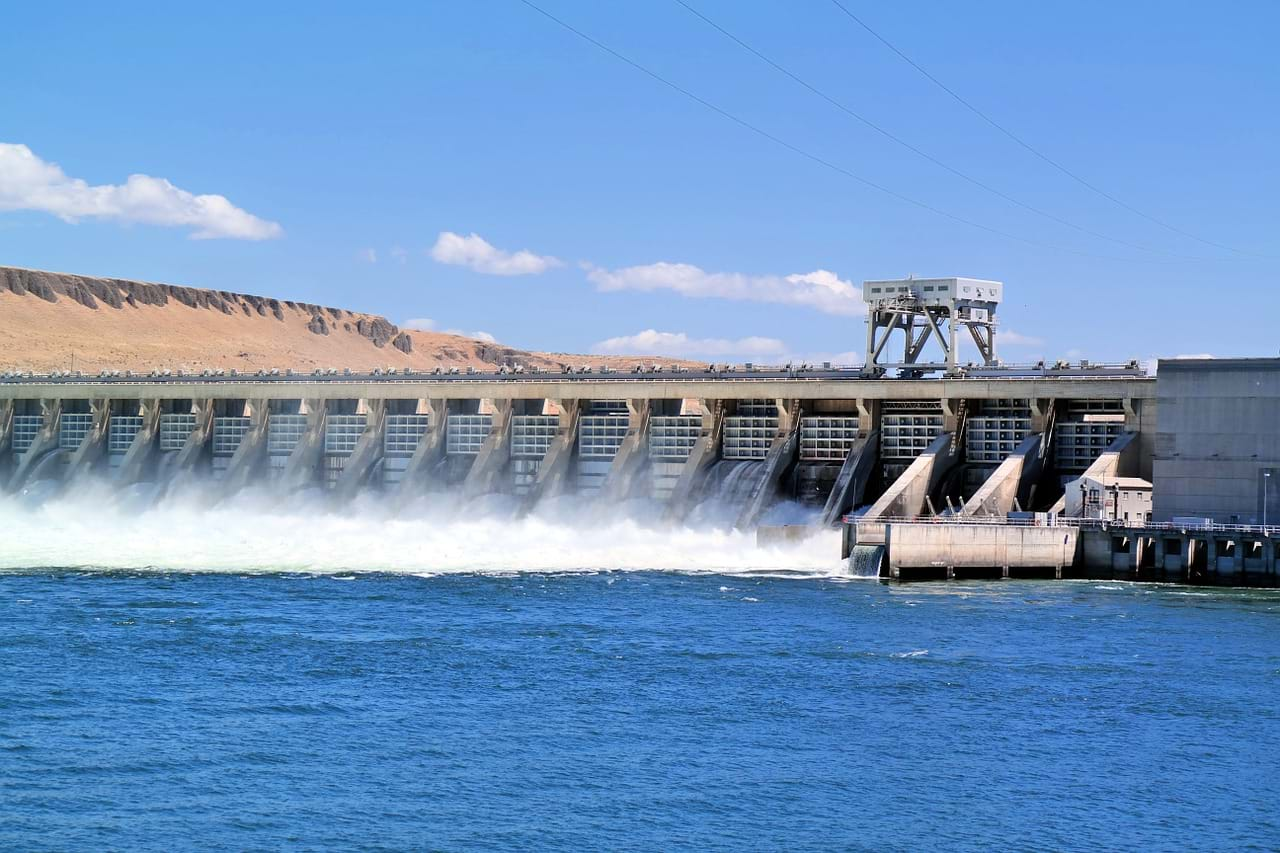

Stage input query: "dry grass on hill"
[{"left": 0, "top": 267, "right": 695, "bottom": 374}]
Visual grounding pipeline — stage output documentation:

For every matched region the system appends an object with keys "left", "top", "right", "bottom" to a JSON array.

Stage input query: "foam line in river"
[{"left": 0, "top": 483, "right": 845, "bottom": 577}]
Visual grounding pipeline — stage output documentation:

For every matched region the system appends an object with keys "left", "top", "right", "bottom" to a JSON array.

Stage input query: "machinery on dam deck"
[{"left": 0, "top": 365, "right": 1156, "bottom": 535}]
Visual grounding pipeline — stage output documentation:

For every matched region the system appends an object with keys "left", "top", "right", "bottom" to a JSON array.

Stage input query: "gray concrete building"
[{"left": 1152, "top": 358, "right": 1280, "bottom": 524}]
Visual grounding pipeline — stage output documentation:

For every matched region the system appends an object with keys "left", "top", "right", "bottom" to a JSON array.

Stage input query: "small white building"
[{"left": 1063, "top": 474, "right": 1153, "bottom": 523}]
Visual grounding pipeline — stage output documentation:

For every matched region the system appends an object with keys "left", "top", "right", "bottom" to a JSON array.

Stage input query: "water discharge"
[{"left": 0, "top": 479, "right": 845, "bottom": 577}]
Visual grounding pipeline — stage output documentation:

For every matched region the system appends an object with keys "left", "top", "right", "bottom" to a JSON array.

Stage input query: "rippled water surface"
[{"left": 2, "top": 571, "right": 1278, "bottom": 851}]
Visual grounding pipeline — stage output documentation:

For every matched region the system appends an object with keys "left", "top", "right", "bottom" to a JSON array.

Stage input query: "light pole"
[{"left": 1265, "top": 471, "right": 1271, "bottom": 530}]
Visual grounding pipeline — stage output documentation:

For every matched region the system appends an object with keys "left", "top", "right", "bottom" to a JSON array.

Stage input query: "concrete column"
[
  {"left": 601, "top": 398, "right": 652, "bottom": 502},
  {"left": 665, "top": 399, "right": 725, "bottom": 519},
  {"left": 6, "top": 399, "right": 59, "bottom": 492},
  {"left": 0, "top": 399, "right": 12, "bottom": 456},
  {"left": 521, "top": 398, "right": 581, "bottom": 511},
  {"left": 1030, "top": 398, "right": 1055, "bottom": 434},
  {"left": 333, "top": 399, "right": 387, "bottom": 500},
  {"left": 0, "top": 400, "right": 13, "bottom": 486},
  {"left": 735, "top": 399, "right": 802, "bottom": 530},
  {"left": 856, "top": 398, "right": 880, "bottom": 437},
  {"left": 820, "top": 430, "right": 880, "bottom": 528},
  {"left": 170, "top": 399, "right": 215, "bottom": 473},
  {"left": 279, "top": 399, "right": 326, "bottom": 492},
  {"left": 462, "top": 398, "right": 513, "bottom": 499},
  {"left": 64, "top": 398, "right": 112, "bottom": 482},
  {"left": 221, "top": 401, "right": 270, "bottom": 495},
  {"left": 114, "top": 399, "right": 163, "bottom": 484},
  {"left": 396, "top": 398, "right": 447, "bottom": 498}
]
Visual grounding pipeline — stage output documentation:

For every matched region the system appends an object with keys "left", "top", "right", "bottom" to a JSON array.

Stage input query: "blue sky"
[{"left": 2, "top": 1, "right": 1276, "bottom": 364}]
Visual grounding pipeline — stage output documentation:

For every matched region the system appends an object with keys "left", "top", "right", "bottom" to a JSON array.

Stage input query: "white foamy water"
[{"left": 0, "top": 481, "right": 846, "bottom": 577}]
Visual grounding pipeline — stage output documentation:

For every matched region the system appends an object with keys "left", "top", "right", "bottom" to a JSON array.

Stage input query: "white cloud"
[
  {"left": 430, "top": 231, "right": 562, "bottom": 276},
  {"left": 594, "top": 329, "right": 789, "bottom": 360},
  {"left": 584, "top": 262, "right": 864, "bottom": 317},
  {"left": 444, "top": 328, "right": 497, "bottom": 343},
  {"left": 592, "top": 330, "right": 861, "bottom": 366},
  {"left": 390, "top": 246, "right": 408, "bottom": 265},
  {"left": 999, "top": 328, "right": 1044, "bottom": 347},
  {"left": 359, "top": 248, "right": 377, "bottom": 264},
  {"left": 0, "top": 143, "right": 282, "bottom": 240},
  {"left": 403, "top": 316, "right": 497, "bottom": 343}
]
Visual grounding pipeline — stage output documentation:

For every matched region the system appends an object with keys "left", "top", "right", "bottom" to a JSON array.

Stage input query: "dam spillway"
[{"left": 0, "top": 364, "right": 1157, "bottom": 530}]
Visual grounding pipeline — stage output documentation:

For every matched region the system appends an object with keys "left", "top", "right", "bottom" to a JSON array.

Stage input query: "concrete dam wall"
[{"left": 0, "top": 371, "right": 1155, "bottom": 531}]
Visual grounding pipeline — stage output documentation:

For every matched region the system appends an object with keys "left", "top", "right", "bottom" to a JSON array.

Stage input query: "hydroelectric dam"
[{"left": 2, "top": 276, "right": 1275, "bottom": 587}]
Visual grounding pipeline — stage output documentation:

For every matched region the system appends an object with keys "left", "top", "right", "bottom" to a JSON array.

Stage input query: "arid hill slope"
[{"left": 0, "top": 266, "right": 686, "bottom": 373}]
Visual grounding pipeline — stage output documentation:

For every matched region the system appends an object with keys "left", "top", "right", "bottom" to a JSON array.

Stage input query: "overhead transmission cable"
[
  {"left": 673, "top": 0, "right": 1207, "bottom": 262},
  {"left": 516, "top": 0, "right": 1174, "bottom": 264},
  {"left": 827, "top": 0, "right": 1262, "bottom": 259}
]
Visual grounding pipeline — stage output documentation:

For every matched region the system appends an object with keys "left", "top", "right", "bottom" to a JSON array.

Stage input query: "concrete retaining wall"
[{"left": 887, "top": 523, "right": 1078, "bottom": 573}]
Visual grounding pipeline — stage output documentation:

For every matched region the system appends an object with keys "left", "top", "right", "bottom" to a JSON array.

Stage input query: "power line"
[
  {"left": 516, "top": 0, "right": 1175, "bottom": 264},
  {"left": 673, "top": 0, "right": 1206, "bottom": 261},
  {"left": 827, "top": 0, "right": 1263, "bottom": 259}
]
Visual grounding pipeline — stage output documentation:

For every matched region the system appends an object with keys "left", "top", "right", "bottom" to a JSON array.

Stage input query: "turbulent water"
[
  {"left": 0, "top": 485, "right": 840, "bottom": 576},
  {"left": 2, "top": 493, "right": 1279, "bottom": 850}
]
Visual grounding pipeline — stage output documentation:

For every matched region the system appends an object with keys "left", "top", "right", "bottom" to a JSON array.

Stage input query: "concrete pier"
[{"left": 844, "top": 516, "right": 1279, "bottom": 587}]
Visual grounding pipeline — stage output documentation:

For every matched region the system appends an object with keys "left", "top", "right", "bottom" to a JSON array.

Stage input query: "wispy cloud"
[
  {"left": 594, "top": 329, "right": 789, "bottom": 360},
  {"left": 359, "top": 248, "right": 377, "bottom": 264},
  {"left": 403, "top": 316, "right": 497, "bottom": 344},
  {"left": 430, "top": 231, "right": 562, "bottom": 276},
  {"left": 446, "top": 328, "right": 497, "bottom": 343},
  {"left": 999, "top": 328, "right": 1044, "bottom": 347},
  {"left": 0, "top": 143, "right": 282, "bottom": 240},
  {"left": 593, "top": 329, "right": 861, "bottom": 366},
  {"left": 584, "top": 262, "right": 863, "bottom": 317}
]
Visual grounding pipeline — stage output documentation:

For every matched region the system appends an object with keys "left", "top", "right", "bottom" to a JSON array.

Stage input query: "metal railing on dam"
[{"left": 0, "top": 369, "right": 1155, "bottom": 402}]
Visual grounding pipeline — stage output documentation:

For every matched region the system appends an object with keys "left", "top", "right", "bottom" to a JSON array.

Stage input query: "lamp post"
[{"left": 1265, "top": 471, "right": 1272, "bottom": 530}]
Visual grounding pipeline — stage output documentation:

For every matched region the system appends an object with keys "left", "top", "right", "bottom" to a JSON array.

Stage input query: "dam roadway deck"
[{"left": 0, "top": 371, "right": 1154, "bottom": 402}]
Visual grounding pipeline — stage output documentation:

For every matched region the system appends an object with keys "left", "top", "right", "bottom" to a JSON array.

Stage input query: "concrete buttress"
[
  {"left": 462, "top": 399, "right": 513, "bottom": 499},
  {"left": 820, "top": 429, "right": 880, "bottom": 527},
  {"left": 63, "top": 398, "right": 111, "bottom": 483},
  {"left": 600, "top": 399, "right": 651, "bottom": 502},
  {"left": 735, "top": 398, "right": 801, "bottom": 530},
  {"left": 961, "top": 433, "right": 1043, "bottom": 518},
  {"left": 521, "top": 399, "right": 581, "bottom": 512},
  {"left": 395, "top": 399, "right": 447, "bottom": 498},
  {"left": 334, "top": 399, "right": 386, "bottom": 500},
  {"left": 279, "top": 400, "right": 326, "bottom": 492},
  {"left": 221, "top": 402, "right": 269, "bottom": 496},
  {"left": 863, "top": 431, "right": 959, "bottom": 520},
  {"left": 114, "top": 399, "right": 162, "bottom": 485}
]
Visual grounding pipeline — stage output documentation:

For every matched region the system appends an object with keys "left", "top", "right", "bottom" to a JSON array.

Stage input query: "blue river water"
[{"left": 2, "top": 570, "right": 1278, "bottom": 851}]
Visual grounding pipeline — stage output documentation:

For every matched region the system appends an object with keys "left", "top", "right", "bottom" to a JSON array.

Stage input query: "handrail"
[{"left": 843, "top": 514, "right": 1280, "bottom": 536}]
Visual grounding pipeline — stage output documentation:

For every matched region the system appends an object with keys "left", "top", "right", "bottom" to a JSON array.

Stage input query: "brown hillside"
[{"left": 0, "top": 266, "right": 692, "bottom": 373}]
